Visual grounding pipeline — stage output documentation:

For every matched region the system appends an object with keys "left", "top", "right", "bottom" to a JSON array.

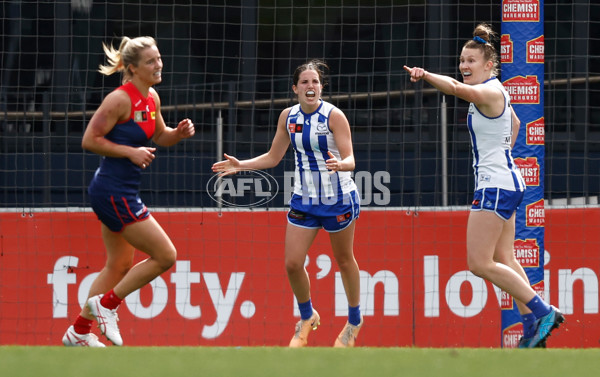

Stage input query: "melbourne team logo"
[{"left": 207, "top": 169, "right": 279, "bottom": 208}]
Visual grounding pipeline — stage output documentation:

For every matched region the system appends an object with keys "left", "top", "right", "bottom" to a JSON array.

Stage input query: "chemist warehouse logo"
[
  {"left": 527, "top": 35, "right": 544, "bottom": 63},
  {"left": 526, "top": 199, "right": 545, "bottom": 227},
  {"left": 502, "top": 0, "right": 540, "bottom": 22},
  {"left": 526, "top": 117, "right": 545, "bottom": 145},
  {"left": 513, "top": 157, "right": 540, "bottom": 186},
  {"left": 503, "top": 75, "right": 540, "bottom": 105},
  {"left": 500, "top": 34, "right": 513, "bottom": 64},
  {"left": 207, "top": 169, "right": 279, "bottom": 208}
]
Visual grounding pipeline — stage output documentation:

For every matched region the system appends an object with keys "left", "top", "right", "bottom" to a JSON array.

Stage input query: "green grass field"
[{"left": 2, "top": 347, "right": 600, "bottom": 377}]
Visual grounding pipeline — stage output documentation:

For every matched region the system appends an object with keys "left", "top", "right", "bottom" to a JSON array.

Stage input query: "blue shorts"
[
  {"left": 471, "top": 187, "right": 524, "bottom": 220},
  {"left": 89, "top": 193, "right": 150, "bottom": 232},
  {"left": 287, "top": 190, "right": 360, "bottom": 233}
]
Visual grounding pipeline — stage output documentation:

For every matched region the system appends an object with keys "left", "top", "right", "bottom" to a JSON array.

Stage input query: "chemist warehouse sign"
[{"left": 501, "top": 0, "right": 546, "bottom": 346}]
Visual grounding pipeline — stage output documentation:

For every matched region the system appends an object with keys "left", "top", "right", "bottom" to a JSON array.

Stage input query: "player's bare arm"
[{"left": 326, "top": 108, "right": 355, "bottom": 172}]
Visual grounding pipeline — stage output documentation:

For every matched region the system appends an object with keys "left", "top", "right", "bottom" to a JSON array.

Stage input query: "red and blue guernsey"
[{"left": 88, "top": 82, "right": 156, "bottom": 196}]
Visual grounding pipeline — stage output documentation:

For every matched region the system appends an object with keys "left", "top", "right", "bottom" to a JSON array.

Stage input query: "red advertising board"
[{"left": 0, "top": 207, "right": 598, "bottom": 347}]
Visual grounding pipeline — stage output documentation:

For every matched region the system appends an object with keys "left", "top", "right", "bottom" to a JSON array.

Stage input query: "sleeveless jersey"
[
  {"left": 88, "top": 82, "right": 156, "bottom": 195},
  {"left": 286, "top": 100, "right": 357, "bottom": 198},
  {"left": 467, "top": 77, "right": 525, "bottom": 192}
]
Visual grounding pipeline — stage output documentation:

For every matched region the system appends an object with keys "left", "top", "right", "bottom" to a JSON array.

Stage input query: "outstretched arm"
[
  {"left": 404, "top": 65, "right": 475, "bottom": 102},
  {"left": 403, "top": 65, "right": 505, "bottom": 117},
  {"left": 212, "top": 108, "right": 291, "bottom": 175}
]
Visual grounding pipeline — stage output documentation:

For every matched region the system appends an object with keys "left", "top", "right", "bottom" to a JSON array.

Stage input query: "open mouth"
[
  {"left": 306, "top": 90, "right": 315, "bottom": 98},
  {"left": 462, "top": 72, "right": 472, "bottom": 77}
]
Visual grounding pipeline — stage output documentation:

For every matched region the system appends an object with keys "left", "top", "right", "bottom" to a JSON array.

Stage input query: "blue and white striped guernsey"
[
  {"left": 467, "top": 77, "right": 526, "bottom": 192},
  {"left": 286, "top": 100, "right": 357, "bottom": 199}
]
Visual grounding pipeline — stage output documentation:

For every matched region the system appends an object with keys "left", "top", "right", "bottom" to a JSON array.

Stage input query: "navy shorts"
[
  {"left": 287, "top": 190, "right": 360, "bottom": 233},
  {"left": 471, "top": 187, "right": 524, "bottom": 220},
  {"left": 89, "top": 193, "right": 150, "bottom": 232}
]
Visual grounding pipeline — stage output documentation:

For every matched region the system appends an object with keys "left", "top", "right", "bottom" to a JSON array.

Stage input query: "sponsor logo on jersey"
[
  {"left": 289, "top": 122, "right": 303, "bottom": 133},
  {"left": 134, "top": 110, "right": 148, "bottom": 122},
  {"left": 479, "top": 174, "right": 491, "bottom": 182},
  {"left": 288, "top": 210, "right": 306, "bottom": 220},
  {"left": 336, "top": 212, "right": 352, "bottom": 223},
  {"left": 315, "top": 122, "right": 329, "bottom": 135},
  {"left": 135, "top": 206, "right": 148, "bottom": 218}
]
